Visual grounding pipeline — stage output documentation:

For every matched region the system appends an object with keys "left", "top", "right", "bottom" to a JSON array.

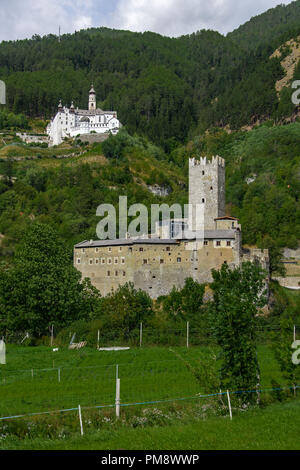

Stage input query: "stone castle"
[
  {"left": 47, "top": 85, "right": 121, "bottom": 146},
  {"left": 74, "top": 156, "right": 269, "bottom": 298}
]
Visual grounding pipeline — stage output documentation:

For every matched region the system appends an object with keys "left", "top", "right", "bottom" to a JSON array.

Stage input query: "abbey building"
[{"left": 47, "top": 85, "right": 121, "bottom": 146}]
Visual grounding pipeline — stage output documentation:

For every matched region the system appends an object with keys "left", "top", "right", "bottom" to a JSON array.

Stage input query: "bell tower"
[{"left": 88, "top": 84, "right": 96, "bottom": 111}]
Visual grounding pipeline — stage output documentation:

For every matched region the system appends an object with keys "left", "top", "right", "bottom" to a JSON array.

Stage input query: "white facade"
[{"left": 47, "top": 85, "right": 121, "bottom": 146}]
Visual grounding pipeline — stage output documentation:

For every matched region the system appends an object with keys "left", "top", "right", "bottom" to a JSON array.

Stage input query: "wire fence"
[{"left": 0, "top": 355, "right": 298, "bottom": 425}]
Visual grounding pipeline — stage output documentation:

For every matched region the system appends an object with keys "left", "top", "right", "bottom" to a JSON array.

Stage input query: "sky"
[{"left": 0, "top": 0, "right": 295, "bottom": 42}]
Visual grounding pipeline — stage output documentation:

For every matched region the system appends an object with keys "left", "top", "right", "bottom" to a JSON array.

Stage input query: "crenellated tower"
[{"left": 189, "top": 156, "right": 225, "bottom": 232}]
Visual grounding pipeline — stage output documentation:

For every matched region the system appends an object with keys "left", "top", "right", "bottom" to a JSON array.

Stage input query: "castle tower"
[
  {"left": 189, "top": 156, "right": 225, "bottom": 233},
  {"left": 88, "top": 85, "right": 96, "bottom": 111}
]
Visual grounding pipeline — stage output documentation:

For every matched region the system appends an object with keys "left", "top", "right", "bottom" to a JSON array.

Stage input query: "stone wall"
[{"left": 74, "top": 238, "right": 237, "bottom": 299}]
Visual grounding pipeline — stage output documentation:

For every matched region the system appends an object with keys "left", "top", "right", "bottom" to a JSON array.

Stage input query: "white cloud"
[
  {"left": 112, "top": 0, "right": 293, "bottom": 36},
  {"left": 0, "top": 0, "right": 96, "bottom": 41},
  {"left": 0, "top": 0, "right": 295, "bottom": 42}
]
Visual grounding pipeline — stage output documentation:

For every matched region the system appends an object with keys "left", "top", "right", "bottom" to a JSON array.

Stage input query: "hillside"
[{"left": 1, "top": 2, "right": 300, "bottom": 143}]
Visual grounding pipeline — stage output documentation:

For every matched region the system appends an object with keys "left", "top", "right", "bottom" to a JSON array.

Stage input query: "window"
[
  {"left": 82, "top": 248, "right": 85, "bottom": 253},
  {"left": 114, "top": 257, "right": 118, "bottom": 264},
  {"left": 166, "top": 247, "right": 170, "bottom": 252},
  {"left": 89, "top": 259, "right": 93, "bottom": 265},
  {"left": 202, "top": 198, "right": 205, "bottom": 203},
  {"left": 123, "top": 271, "right": 126, "bottom": 277},
  {"left": 204, "top": 240, "right": 208, "bottom": 246},
  {"left": 107, "top": 271, "right": 110, "bottom": 277},
  {"left": 177, "top": 257, "right": 181, "bottom": 263},
  {"left": 232, "top": 222, "right": 235, "bottom": 228},
  {"left": 108, "top": 247, "right": 112, "bottom": 252},
  {"left": 107, "top": 258, "right": 112, "bottom": 265},
  {"left": 143, "top": 259, "right": 148, "bottom": 265},
  {"left": 77, "top": 258, "right": 81, "bottom": 264},
  {"left": 160, "top": 259, "right": 164, "bottom": 264},
  {"left": 95, "top": 248, "right": 99, "bottom": 253},
  {"left": 216, "top": 241, "right": 221, "bottom": 247},
  {"left": 202, "top": 171, "right": 205, "bottom": 175},
  {"left": 95, "top": 259, "right": 99, "bottom": 264},
  {"left": 115, "top": 271, "right": 118, "bottom": 276},
  {"left": 210, "top": 186, "right": 213, "bottom": 191},
  {"left": 139, "top": 247, "right": 144, "bottom": 252},
  {"left": 119, "top": 247, "right": 122, "bottom": 252},
  {"left": 227, "top": 241, "right": 231, "bottom": 247},
  {"left": 121, "top": 257, "right": 125, "bottom": 264},
  {"left": 101, "top": 258, "right": 105, "bottom": 264}
]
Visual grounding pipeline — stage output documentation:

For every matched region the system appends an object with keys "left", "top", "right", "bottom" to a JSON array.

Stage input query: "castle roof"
[{"left": 74, "top": 230, "right": 236, "bottom": 249}]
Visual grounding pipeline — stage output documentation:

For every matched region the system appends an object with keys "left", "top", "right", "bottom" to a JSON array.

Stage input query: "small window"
[
  {"left": 202, "top": 198, "right": 205, "bottom": 203},
  {"left": 210, "top": 187, "right": 213, "bottom": 191},
  {"left": 114, "top": 257, "right": 118, "bottom": 264},
  {"left": 115, "top": 271, "right": 118, "bottom": 276},
  {"left": 166, "top": 247, "right": 170, "bottom": 252},
  {"left": 82, "top": 248, "right": 85, "bottom": 253},
  {"left": 108, "top": 247, "right": 112, "bottom": 252},
  {"left": 107, "top": 271, "right": 110, "bottom": 277},
  {"left": 107, "top": 258, "right": 112, "bottom": 264},
  {"left": 121, "top": 257, "right": 125, "bottom": 264},
  {"left": 216, "top": 241, "right": 221, "bottom": 247},
  {"left": 129, "top": 247, "right": 133, "bottom": 252},
  {"left": 95, "top": 259, "right": 99, "bottom": 264},
  {"left": 101, "top": 258, "right": 105, "bottom": 264},
  {"left": 204, "top": 240, "right": 208, "bottom": 246},
  {"left": 77, "top": 258, "right": 81, "bottom": 264},
  {"left": 227, "top": 241, "right": 231, "bottom": 247},
  {"left": 95, "top": 248, "right": 99, "bottom": 253},
  {"left": 89, "top": 259, "right": 93, "bottom": 265},
  {"left": 177, "top": 257, "right": 181, "bottom": 263},
  {"left": 123, "top": 271, "right": 126, "bottom": 277},
  {"left": 160, "top": 259, "right": 164, "bottom": 264},
  {"left": 143, "top": 259, "right": 148, "bottom": 265},
  {"left": 232, "top": 222, "right": 235, "bottom": 228},
  {"left": 139, "top": 247, "right": 144, "bottom": 252},
  {"left": 202, "top": 171, "right": 205, "bottom": 176},
  {"left": 119, "top": 247, "right": 122, "bottom": 252}
]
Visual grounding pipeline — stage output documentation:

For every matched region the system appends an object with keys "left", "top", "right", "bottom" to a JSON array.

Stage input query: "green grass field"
[
  {"left": 0, "top": 344, "right": 298, "bottom": 450},
  {"left": 2, "top": 398, "right": 300, "bottom": 450}
]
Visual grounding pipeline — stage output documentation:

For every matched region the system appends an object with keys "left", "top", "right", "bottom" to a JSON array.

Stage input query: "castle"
[
  {"left": 74, "top": 156, "right": 269, "bottom": 298},
  {"left": 47, "top": 85, "right": 121, "bottom": 146}
]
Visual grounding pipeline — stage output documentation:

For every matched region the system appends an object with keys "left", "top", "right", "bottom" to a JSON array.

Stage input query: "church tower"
[
  {"left": 88, "top": 85, "right": 96, "bottom": 111},
  {"left": 189, "top": 156, "right": 225, "bottom": 233}
]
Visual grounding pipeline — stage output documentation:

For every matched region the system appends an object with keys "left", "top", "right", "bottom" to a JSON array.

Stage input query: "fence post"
[
  {"left": 187, "top": 322, "right": 189, "bottom": 348},
  {"left": 140, "top": 322, "right": 143, "bottom": 348},
  {"left": 50, "top": 324, "right": 54, "bottom": 347},
  {"left": 116, "top": 378, "right": 120, "bottom": 418},
  {"left": 78, "top": 405, "right": 84, "bottom": 436},
  {"left": 226, "top": 390, "right": 232, "bottom": 420},
  {"left": 58, "top": 368, "right": 61, "bottom": 383},
  {"left": 97, "top": 329, "right": 100, "bottom": 349},
  {"left": 31, "top": 369, "right": 34, "bottom": 379}
]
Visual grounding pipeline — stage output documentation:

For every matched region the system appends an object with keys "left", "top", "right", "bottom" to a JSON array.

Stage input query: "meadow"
[{"left": 0, "top": 340, "right": 298, "bottom": 450}]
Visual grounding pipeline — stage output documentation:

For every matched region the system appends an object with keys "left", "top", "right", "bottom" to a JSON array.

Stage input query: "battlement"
[{"left": 189, "top": 156, "right": 225, "bottom": 168}]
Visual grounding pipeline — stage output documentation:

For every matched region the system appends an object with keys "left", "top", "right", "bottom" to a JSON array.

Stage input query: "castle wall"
[{"left": 74, "top": 239, "right": 236, "bottom": 299}]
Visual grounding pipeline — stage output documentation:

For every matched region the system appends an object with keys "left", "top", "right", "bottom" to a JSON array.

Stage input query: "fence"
[
  {"left": 1, "top": 324, "right": 299, "bottom": 348},
  {"left": 53, "top": 323, "right": 300, "bottom": 349}
]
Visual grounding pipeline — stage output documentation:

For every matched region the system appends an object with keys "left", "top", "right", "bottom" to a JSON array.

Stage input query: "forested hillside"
[{"left": 1, "top": 1, "right": 300, "bottom": 144}]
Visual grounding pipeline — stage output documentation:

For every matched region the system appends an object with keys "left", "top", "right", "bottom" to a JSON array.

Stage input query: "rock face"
[
  {"left": 147, "top": 185, "right": 172, "bottom": 197},
  {"left": 270, "top": 36, "right": 300, "bottom": 96}
]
